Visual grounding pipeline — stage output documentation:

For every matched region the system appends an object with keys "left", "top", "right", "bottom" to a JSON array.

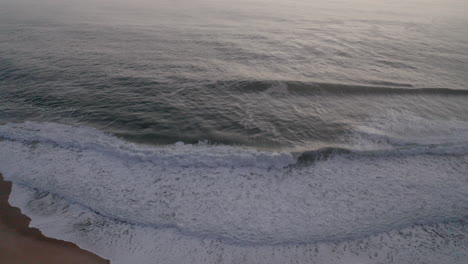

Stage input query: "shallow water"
[{"left": 0, "top": 0, "right": 467, "bottom": 263}]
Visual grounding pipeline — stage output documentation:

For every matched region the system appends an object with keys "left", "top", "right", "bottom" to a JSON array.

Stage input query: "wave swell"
[{"left": 223, "top": 80, "right": 468, "bottom": 96}]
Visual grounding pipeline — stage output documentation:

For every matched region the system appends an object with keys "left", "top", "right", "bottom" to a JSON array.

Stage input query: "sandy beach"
[{"left": 0, "top": 173, "right": 109, "bottom": 264}]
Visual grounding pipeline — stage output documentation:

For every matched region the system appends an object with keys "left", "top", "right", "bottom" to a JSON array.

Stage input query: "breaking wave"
[
  {"left": 0, "top": 122, "right": 467, "bottom": 263},
  {"left": 1, "top": 122, "right": 467, "bottom": 243}
]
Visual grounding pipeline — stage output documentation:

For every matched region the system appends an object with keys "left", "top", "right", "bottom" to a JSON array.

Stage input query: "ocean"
[{"left": 0, "top": 0, "right": 467, "bottom": 263}]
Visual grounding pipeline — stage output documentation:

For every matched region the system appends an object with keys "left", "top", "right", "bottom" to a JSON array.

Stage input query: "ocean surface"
[{"left": 0, "top": 0, "right": 467, "bottom": 263}]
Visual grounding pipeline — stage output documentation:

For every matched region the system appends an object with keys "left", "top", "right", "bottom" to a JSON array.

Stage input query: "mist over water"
[{"left": 0, "top": 0, "right": 467, "bottom": 263}]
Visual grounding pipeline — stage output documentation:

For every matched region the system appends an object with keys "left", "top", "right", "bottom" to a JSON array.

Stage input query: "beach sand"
[{"left": 0, "top": 174, "right": 109, "bottom": 264}]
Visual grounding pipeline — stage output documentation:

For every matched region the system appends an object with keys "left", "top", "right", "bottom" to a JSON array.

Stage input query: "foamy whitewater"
[
  {"left": 1, "top": 0, "right": 468, "bottom": 262},
  {"left": 0, "top": 122, "right": 467, "bottom": 263}
]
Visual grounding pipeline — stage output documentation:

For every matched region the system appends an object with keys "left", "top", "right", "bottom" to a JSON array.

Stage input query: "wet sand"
[{"left": 0, "top": 174, "right": 109, "bottom": 264}]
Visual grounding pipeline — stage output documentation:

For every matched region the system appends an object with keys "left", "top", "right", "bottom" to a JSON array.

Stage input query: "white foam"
[
  {"left": 0, "top": 122, "right": 467, "bottom": 263},
  {"left": 0, "top": 122, "right": 295, "bottom": 169},
  {"left": 350, "top": 108, "right": 468, "bottom": 149},
  {"left": 9, "top": 184, "right": 468, "bottom": 264}
]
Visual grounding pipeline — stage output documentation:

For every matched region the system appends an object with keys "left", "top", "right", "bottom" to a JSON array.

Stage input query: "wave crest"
[{"left": 0, "top": 122, "right": 467, "bottom": 245}]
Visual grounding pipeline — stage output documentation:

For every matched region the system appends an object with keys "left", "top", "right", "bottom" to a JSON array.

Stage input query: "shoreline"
[{"left": 0, "top": 174, "right": 109, "bottom": 264}]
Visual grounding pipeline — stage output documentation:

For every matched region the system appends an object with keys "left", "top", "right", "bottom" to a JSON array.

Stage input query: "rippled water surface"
[
  {"left": 1, "top": 0, "right": 468, "bottom": 149},
  {"left": 0, "top": 0, "right": 467, "bottom": 263}
]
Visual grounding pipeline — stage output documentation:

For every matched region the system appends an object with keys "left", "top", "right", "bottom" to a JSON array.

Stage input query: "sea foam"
[{"left": 0, "top": 122, "right": 467, "bottom": 263}]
